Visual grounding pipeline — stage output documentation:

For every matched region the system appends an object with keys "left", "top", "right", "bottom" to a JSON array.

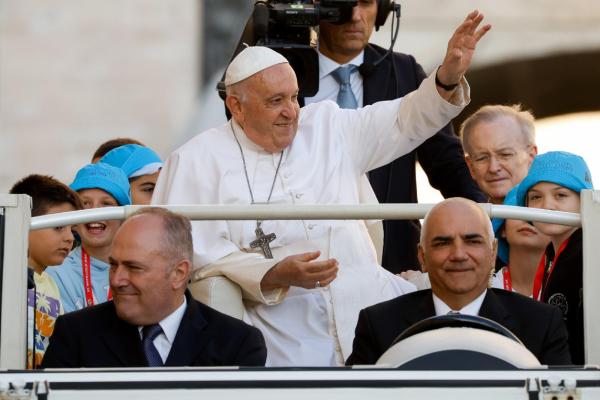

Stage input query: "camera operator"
[{"left": 304, "top": 0, "right": 487, "bottom": 274}]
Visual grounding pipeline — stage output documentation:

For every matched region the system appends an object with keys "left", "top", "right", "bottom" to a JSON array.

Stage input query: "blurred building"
[{"left": 1, "top": 0, "right": 599, "bottom": 192}]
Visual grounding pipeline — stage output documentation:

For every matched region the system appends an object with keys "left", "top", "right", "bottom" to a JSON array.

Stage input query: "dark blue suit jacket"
[{"left": 41, "top": 291, "right": 266, "bottom": 368}]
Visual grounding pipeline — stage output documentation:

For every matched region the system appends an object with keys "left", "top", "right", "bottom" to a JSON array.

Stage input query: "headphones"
[{"left": 375, "top": 0, "right": 400, "bottom": 31}]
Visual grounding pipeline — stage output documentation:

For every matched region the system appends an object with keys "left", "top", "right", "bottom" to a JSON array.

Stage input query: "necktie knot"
[
  {"left": 331, "top": 65, "right": 358, "bottom": 109},
  {"left": 142, "top": 324, "right": 163, "bottom": 341},
  {"left": 331, "top": 65, "right": 356, "bottom": 85}
]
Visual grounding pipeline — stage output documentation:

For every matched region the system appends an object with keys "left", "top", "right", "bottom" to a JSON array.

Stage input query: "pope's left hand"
[{"left": 437, "top": 10, "right": 491, "bottom": 89}]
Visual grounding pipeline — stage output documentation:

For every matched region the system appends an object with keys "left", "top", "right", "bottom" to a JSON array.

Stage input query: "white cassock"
[{"left": 152, "top": 72, "right": 470, "bottom": 366}]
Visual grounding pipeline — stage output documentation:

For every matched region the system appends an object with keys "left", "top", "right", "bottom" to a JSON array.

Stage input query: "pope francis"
[{"left": 152, "top": 11, "right": 491, "bottom": 366}]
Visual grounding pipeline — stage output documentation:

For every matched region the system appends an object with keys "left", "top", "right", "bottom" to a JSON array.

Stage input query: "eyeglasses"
[{"left": 467, "top": 146, "right": 531, "bottom": 169}]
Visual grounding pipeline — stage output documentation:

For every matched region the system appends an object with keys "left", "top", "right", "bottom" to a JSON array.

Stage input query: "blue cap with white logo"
[{"left": 70, "top": 163, "right": 131, "bottom": 206}]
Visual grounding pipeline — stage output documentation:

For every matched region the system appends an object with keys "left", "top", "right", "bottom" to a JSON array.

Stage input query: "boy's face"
[
  {"left": 77, "top": 188, "right": 121, "bottom": 250},
  {"left": 29, "top": 203, "right": 76, "bottom": 272},
  {"left": 526, "top": 182, "right": 580, "bottom": 242},
  {"left": 129, "top": 171, "right": 159, "bottom": 205}
]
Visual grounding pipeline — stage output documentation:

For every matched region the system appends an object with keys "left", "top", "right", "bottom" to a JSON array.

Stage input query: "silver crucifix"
[{"left": 250, "top": 226, "right": 276, "bottom": 259}]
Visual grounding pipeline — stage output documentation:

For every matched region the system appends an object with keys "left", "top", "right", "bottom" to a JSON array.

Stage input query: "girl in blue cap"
[
  {"left": 490, "top": 185, "right": 551, "bottom": 297},
  {"left": 100, "top": 144, "right": 163, "bottom": 205},
  {"left": 516, "top": 151, "right": 593, "bottom": 365},
  {"left": 46, "top": 163, "right": 131, "bottom": 313}
]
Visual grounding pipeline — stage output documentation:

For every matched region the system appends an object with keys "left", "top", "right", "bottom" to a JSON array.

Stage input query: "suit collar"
[
  {"left": 164, "top": 291, "right": 210, "bottom": 366},
  {"left": 402, "top": 290, "right": 436, "bottom": 327},
  {"left": 479, "top": 289, "right": 520, "bottom": 336},
  {"left": 362, "top": 44, "right": 393, "bottom": 106}
]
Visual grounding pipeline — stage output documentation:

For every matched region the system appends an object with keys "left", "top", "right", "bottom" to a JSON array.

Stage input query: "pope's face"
[{"left": 231, "top": 63, "right": 300, "bottom": 153}]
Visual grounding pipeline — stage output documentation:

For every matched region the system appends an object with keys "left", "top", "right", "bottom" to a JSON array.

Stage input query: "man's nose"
[
  {"left": 449, "top": 242, "right": 468, "bottom": 260},
  {"left": 488, "top": 156, "right": 502, "bottom": 173},
  {"left": 350, "top": 4, "right": 361, "bottom": 21},
  {"left": 109, "top": 265, "right": 127, "bottom": 286},
  {"left": 282, "top": 100, "right": 298, "bottom": 119}
]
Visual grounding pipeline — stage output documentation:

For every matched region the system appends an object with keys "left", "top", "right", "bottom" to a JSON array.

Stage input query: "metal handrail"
[{"left": 30, "top": 203, "right": 581, "bottom": 231}]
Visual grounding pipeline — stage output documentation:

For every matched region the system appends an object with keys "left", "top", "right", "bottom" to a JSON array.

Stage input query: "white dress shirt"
[
  {"left": 152, "top": 72, "right": 470, "bottom": 366},
  {"left": 138, "top": 296, "right": 187, "bottom": 363},
  {"left": 433, "top": 290, "right": 487, "bottom": 316},
  {"left": 303, "top": 51, "right": 365, "bottom": 107}
]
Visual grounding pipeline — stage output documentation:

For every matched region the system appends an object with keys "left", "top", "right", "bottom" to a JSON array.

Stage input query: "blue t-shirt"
[{"left": 46, "top": 246, "right": 111, "bottom": 313}]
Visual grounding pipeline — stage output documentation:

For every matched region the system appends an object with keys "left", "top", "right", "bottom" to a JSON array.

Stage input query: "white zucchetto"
[{"left": 224, "top": 46, "right": 289, "bottom": 86}]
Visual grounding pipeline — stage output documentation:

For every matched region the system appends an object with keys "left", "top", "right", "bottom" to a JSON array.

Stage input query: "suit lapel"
[
  {"left": 479, "top": 290, "right": 521, "bottom": 338},
  {"left": 363, "top": 45, "right": 392, "bottom": 106},
  {"left": 165, "top": 294, "right": 210, "bottom": 366},
  {"left": 100, "top": 304, "right": 147, "bottom": 367},
  {"left": 405, "top": 290, "right": 436, "bottom": 327}
]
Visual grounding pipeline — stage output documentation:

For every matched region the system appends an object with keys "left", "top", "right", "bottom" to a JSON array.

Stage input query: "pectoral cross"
[{"left": 250, "top": 225, "right": 276, "bottom": 259}]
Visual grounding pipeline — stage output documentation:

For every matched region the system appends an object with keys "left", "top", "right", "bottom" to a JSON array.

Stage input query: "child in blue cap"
[
  {"left": 100, "top": 144, "right": 163, "bottom": 205},
  {"left": 516, "top": 151, "right": 593, "bottom": 365},
  {"left": 46, "top": 163, "right": 131, "bottom": 313},
  {"left": 490, "top": 185, "right": 550, "bottom": 297}
]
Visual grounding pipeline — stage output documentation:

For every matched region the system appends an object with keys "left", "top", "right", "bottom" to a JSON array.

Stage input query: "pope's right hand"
[{"left": 260, "top": 251, "right": 338, "bottom": 291}]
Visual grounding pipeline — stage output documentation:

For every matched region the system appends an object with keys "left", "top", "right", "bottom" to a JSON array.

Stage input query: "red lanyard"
[
  {"left": 502, "top": 267, "right": 512, "bottom": 291},
  {"left": 81, "top": 248, "right": 111, "bottom": 307},
  {"left": 532, "top": 238, "right": 570, "bottom": 301}
]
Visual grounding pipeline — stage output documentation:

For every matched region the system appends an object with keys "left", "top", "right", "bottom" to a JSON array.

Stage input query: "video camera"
[{"left": 219, "top": 0, "right": 357, "bottom": 99}]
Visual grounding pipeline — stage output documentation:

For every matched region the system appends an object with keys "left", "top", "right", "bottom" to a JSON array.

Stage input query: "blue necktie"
[
  {"left": 142, "top": 324, "right": 164, "bottom": 367},
  {"left": 331, "top": 65, "right": 358, "bottom": 109}
]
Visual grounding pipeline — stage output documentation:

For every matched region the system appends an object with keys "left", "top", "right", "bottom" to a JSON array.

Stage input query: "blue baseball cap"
[
  {"left": 70, "top": 163, "right": 131, "bottom": 206},
  {"left": 491, "top": 185, "right": 519, "bottom": 264},
  {"left": 100, "top": 144, "right": 162, "bottom": 179},
  {"left": 516, "top": 151, "right": 593, "bottom": 206}
]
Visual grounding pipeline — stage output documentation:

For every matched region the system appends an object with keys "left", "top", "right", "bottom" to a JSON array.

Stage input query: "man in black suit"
[
  {"left": 42, "top": 207, "right": 266, "bottom": 368},
  {"left": 346, "top": 198, "right": 571, "bottom": 366},
  {"left": 305, "top": 1, "right": 486, "bottom": 272}
]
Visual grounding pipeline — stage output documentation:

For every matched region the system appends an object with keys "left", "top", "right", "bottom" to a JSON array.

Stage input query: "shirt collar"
[
  {"left": 316, "top": 50, "right": 364, "bottom": 80},
  {"left": 230, "top": 119, "right": 267, "bottom": 153},
  {"left": 432, "top": 289, "right": 487, "bottom": 316},
  {"left": 138, "top": 295, "right": 187, "bottom": 344}
]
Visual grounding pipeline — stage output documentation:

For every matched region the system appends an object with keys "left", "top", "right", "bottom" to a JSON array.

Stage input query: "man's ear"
[
  {"left": 464, "top": 155, "right": 476, "bottom": 180},
  {"left": 171, "top": 259, "right": 191, "bottom": 291},
  {"left": 225, "top": 95, "right": 243, "bottom": 122},
  {"left": 491, "top": 238, "right": 498, "bottom": 262},
  {"left": 417, "top": 244, "right": 427, "bottom": 272},
  {"left": 527, "top": 145, "right": 538, "bottom": 165}
]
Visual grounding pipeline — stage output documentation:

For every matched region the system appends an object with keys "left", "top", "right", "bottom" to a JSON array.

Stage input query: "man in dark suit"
[
  {"left": 305, "top": 1, "right": 486, "bottom": 272},
  {"left": 42, "top": 207, "right": 266, "bottom": 368},
  {"left": 346, "top": 198, "right": 571, "bottom": 366}
]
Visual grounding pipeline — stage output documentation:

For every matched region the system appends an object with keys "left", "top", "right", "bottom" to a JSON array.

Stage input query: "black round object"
[{"left": 391, "top": 314, "right": 522, "bottom": 347}]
